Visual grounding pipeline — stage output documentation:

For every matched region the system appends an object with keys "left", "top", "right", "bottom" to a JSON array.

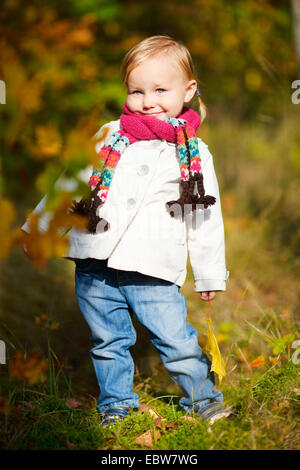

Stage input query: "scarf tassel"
[
  {"left": 70, "top": 186, "right": 110, "bottom": 234},
  {"left": 166, "top": 173, "right": 216, "bottom": 218}
]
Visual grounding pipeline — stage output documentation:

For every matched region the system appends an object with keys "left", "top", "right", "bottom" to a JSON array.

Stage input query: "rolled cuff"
[{"left": 194, "top": 270, "right": 230, "bottom": 292}]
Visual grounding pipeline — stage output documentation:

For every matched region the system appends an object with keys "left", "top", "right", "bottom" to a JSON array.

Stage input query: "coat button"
[
  {"left": 127, "top": 198, "right": 136, "bottom": 209},
  {"left": 137, "top": 164, "right": 149, "bottom": 176}
]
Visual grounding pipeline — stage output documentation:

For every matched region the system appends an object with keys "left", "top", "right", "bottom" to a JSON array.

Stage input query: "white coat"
[{"left": 22, "top": 119, "right": 230, "bottom": 292}]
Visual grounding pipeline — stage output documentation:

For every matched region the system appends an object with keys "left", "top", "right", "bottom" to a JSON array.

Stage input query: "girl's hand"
[
  {"left": 23, "top": 243, "right": 29, "bottom": 256},
  {"left": 200, "top": 291, "right": 216, "bottom": 301}
]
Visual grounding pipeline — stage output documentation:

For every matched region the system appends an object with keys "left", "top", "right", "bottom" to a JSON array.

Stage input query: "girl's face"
[{"left": 126, "top": 54, "right": 197, "bottom": 121}]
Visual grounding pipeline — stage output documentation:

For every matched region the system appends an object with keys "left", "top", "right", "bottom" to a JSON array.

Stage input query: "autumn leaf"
[
  {"left": 65, "top": 27, "right": 94, "bottom": 47},
  {"left": 134, "top": 429, "right": 161, "bottom": 448},
  {"left": 0, "top": 198, "right": 17, "bottom": 259},
  {"left": 204, "top": 318, "right": 226, "bottom": 383},
  {"left": 66, "top": 440, "right": 76, "bottom": 450},
  {"left": 15, "top": 195, "right": 87, "bottom": 268},
  {"left": 32, "top": 125, "right": 62, "bottom": 159},
  {"left": 35, "top": 313, "right": 60, "bottom": 330},
  {"left": 10, "top": 350, "right": 48, "bottom": 385},
  {"left": 18, "top": 77, "right": 43, "bottom": 113},
  {"left": 0, "top": 395, "right": 11, "bottom": 416},
  {"left": 65, "top": 398, "right": 83, "bottom": 409},
  {"left": 250, "top": 355, "right": 265, "bottom": 367},
  {"left": 61, "top": 128, "right": 96, "bottom": 165}
]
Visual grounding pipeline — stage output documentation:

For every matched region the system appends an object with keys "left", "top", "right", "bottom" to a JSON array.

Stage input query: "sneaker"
[
  {"left": 101, "top": 406, "right": 130, "bottom": 428},
  {"left": 197, "top": 402, "right": 237, "bottom": 425}
]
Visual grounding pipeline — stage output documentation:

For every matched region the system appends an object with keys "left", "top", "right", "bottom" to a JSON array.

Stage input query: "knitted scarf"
[{"left": 71, "top": 103, "right": 216, "bottom": 233}]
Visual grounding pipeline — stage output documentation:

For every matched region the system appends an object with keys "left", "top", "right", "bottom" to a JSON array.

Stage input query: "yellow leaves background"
[
  {"left": 18, "top": 196, "right": 87, "bottom": 268},
  {"left": 0, "top": 198, "right": 21, "bottom": 260},
  {"left": 33, "top": 125, "right": 62, "bottom": 159},
  {"left": 10, "top": 350, "right": 48, "bottom": 386}
]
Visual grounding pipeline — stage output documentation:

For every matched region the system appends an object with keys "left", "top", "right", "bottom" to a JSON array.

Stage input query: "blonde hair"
[{"left": 121, "top": 35, "right": 206, "bottom": 122}]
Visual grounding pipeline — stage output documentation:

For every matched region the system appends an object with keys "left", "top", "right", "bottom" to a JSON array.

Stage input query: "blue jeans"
[{"left": 74, "top": 258, "right": 223, "bottom": 413}]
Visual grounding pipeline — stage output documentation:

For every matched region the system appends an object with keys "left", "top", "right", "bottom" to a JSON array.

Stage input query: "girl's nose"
[{"left": 142, "top": 93, "right": 155, "bottom": 109}]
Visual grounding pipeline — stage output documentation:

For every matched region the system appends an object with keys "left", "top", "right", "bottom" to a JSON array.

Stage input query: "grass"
[
  {"left": 1, "top": 362, "right": 299, "bottom": 450},
  {"left": 1, "top": 114, "right": 300, "bottom": 449}
]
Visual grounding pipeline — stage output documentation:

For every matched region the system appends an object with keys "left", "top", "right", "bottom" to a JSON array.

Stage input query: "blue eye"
[
  {"left": 156, "top": 88, "right": 165, "bottom": 93},
  {"left": 132, "top": 90, "right": 142, "bottom": 95}
]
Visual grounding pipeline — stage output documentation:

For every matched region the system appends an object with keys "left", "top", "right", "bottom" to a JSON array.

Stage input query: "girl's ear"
[{"left": 184, "top": 80, "right": 197, "bottom": 103}]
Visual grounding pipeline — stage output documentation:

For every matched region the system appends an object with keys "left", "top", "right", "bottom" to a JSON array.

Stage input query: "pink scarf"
[
  {"left": 71, "top": 104, "right": 216, "bottom": 233},
  {"left": 119, "top": 103, "right": 201, "bottom": 142}
]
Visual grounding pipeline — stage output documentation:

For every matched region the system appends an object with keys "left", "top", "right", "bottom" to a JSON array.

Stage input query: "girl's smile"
[{"left": 126, "top": 54, "right": 197, "bottom": 121}]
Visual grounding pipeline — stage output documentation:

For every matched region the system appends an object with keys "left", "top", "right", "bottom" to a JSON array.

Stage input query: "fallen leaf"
[
  {"left": 154, "top": 416, "right": 166, "bottom": 429},
  {"left": 140, "top": 404, "right": 164, "bottom": 420},
  {"left": 66, "top": 440, "right": 76, "bottom": 450},
  {"left": 250, "top": 355, "right": 265, "bottom": 367},
  {"left": 164, "top": 422, "right": 176, "bottom": 430},
  {"left": 65, "top": 398, "right": 83, "bottom": 409},
  {"left": 134, "top": 429, "right": 161, "bottom": 448}
]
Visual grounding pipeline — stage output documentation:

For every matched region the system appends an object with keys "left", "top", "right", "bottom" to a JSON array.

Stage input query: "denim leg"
[
  {"left": 119, "top": 273, "right": 223, "bottom": 412},
  {"left": 74, "top": 260, "right": 139, "bottom": 413}
]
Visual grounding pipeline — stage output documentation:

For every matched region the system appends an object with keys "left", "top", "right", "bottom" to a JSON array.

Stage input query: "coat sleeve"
[
  {"left": 186, "top": 140, "right": 230, "bottom": 292},
  {"left": 21, "top": 121, "right": 116, "bottom": 234}
]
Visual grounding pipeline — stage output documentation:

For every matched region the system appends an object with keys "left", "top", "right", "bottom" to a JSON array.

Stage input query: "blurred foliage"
[{"left": 0, "top": 0, "right": 299, "bottom": 263}]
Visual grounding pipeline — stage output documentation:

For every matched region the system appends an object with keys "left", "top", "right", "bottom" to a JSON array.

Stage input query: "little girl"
[{"left": 23, "top": 35, "right": 233, "bottom": 427}]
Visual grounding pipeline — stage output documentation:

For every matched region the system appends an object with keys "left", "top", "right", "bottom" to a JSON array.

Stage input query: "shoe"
[
  {"left": 101, "top": 406, "right": 130, "bottom": 428},
  {"left": 197, "top": 402, "right": 237, "bottom": 425}
]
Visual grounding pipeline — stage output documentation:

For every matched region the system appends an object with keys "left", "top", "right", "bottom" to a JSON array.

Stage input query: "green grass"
[{"left": 1, "top": 363, "right": 299, "bottom": 450}]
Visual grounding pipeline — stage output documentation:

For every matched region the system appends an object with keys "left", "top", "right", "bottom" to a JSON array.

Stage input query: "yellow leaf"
[
  {"left": 0, "top": 199, "right": 16, "bottom": 259},
  {"left": 18, "top": 77, "right": 43, "bottom": 113},
  {"left": 204, "top": 318, "right": 226, "bottom": 383},
  {"left": 61, "top": 128, "right": 96, "bottom": 164},
  {"left": 245, "top": 69, "right": 262, "bottom": 92},
  {"left": 10, "top": 350, "right": 48, "bottom": 385},
  {"left": 65, "top": 27, "right": 94, "bottom": 47},
  {"left": 33, "top": 125, "right": 62, "bottom": 158}
]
